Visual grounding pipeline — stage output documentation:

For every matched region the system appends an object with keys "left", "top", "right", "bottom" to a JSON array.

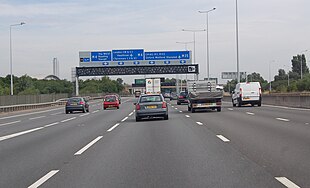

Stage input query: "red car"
[{"left": 103, "top": 95, "right": 120, "bottom": 110}]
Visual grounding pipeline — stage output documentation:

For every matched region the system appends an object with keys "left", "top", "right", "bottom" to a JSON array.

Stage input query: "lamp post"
[
  {"left": 235, "top": 0, "right": 240, "bottom": 83},
  {"left": 10, "top": 22, "right": 26, "bottom": 95},
  {"left": 182, "top": 29, "right": 206, "bottom": 80},
  {"left": 198, "top": 7, "right": 216, "bottom": 81}
]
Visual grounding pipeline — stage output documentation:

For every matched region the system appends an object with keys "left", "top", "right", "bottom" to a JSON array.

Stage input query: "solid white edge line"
[
  {"left": 196, "top": 122, "right": 203, "bottom": 125},
  {"left": 128, "top": 112, "right": 133, "bottom": 116},
  {"left": 0, "top": 107, "right": 63, "bottom": 120},
  {"left": 28, "top": 170, "right": 59, "bottom": 188},
  {"left": 276, "top": 118, "right": 290, "bottom": 122},
  {"left": 275, "top": 177, "right": 300, "bottom": 188},
  {"left": 185, "top": 115, "right": 190, "bottom": 118},
  {"left": 0, "top": 127, "right": 44, "bottom": 142},
  {"left": 43, "top": 122, "right": 59, "bottom": 128},
  {"left": 74, "top": 136, "right": 103, "bottom": 155},
  {"left": 179, "top": 111, "right": 183, "bottom": 113},
  {"left": 107, "top": 123, "right": 120, "bottom": 132},
  {"left": 216, "top": 135, "right": 230, "bottom": 142},
  {"left": 60, "top": 117, "right": 76, "bottom": 123},
  {"left": 121, "top": 117, "right": 128, "bottom": 122},
  {"left": 0, "top": 120, "right": 21, "bottom": 127},
  {"left": 29, "top": 116, "right": 46, "bottom": 120},
  {"left": 264, "top": 104, "right": 310, "bottom": 111}
]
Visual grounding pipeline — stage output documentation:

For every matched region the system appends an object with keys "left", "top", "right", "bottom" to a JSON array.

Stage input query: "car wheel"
[
  {"left": 217, "top": 107, "right": 221, "bottom": 112},
  {"left": 188, "top": 106, "right": 191, "bottom": 111},
  {"left": 136, "top": 117, "right": 141, "bottom": 122},
  {"left": 238, "top": 99, "right": 242, "bottom": 107},
  {"left": 177, "top": 102, "right": 181, "bottom": 105},
  {"left": 86, "top": 108, "right": 89, "bottom": 112},
  {"left": 258, "top": 102, "right": 261, "bottom": 107},
  {"left": 191, "top": 107, "right": 195, "bottom": 113},
  {"left": 117, "top": 106, "right": 119, "bottom": 109},
  {"left": 65, "top": 110, "right": 68, "bottom": 114},
  {"left": 103, "top": 108, "right": 106, "bottom": 110},
  {"left": 251, "top": 103, "right": 255, "bottom": 107},
  {"left": 82, "top": 108, "right": 86, "bottom": 113},
  {"left": 164, "top": 114, "right": 169, "bottom": 120}
]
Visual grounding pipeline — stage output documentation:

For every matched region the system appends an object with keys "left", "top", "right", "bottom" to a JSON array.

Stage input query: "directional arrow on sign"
[
  {"left": 180, "top": 60, "right": 186, "bottom": 64},
  {"left": 133, "top": 61, "right": 140, "bottom": 65},
  {"left": 164, "top": 61, "right": 171, "bottom": 64},
  {"left": 149, "top": 61, "right": 155, "bottom": 64},
  {"left": 102, "top": 62, "right": 109, "bottom": 65}
]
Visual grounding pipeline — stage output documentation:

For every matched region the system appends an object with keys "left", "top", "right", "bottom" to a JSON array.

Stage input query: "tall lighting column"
[
  {"left": 235, "top": 0, "right": 240, "bottom": 83},
  {"left": 198, "top": 7, "right": 216, "bottom": 81},
  {"left": 10, "top": 22, "right": 26, "bottom": 95},
  {"left": 182, "top": 29, "right": 206, "bottom": 80}
]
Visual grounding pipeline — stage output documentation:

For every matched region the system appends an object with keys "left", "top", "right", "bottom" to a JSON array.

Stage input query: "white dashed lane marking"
[
  {"left": 121, "top": 117, "right": 128, "bottom": 122},
  {"left": 107, "top": 123, "right": 120, "bottom": 132},
  {"left": 80, "top": 113, "right": 90, "bottom": 117},
  {"left": 246, "top": 112, "right": 255, "bottom": 115},
  {"left": 185, "top": 115, "right": 190, "bottom": 118},
  {"left": 29, "top": 116, "right": 46, "bottom": 120},
  {"left": 28, "top": 170, "right": 59, "bottom": 188},
  {"left": 276, "top": 118, "right": 290, "bottom": 122},
  {"left": 0, "top": 127, "right": 44, "bottom": 142},
  {"left": 179, "top": 111, "right": 183, "bottom": 113},
  {"left": 0, "top": 120, "right": 21, "bottom": 127},
  {"left": 43, "top": 122, "right": 59, "bottom": 128},
  {"left": 275, "top": 177, "right": 300, "bottom": 188},
  {"left": 60, "top": 117, "right": 76, "bottom": 123},
  {"left": 196, "top": 122, "right": 203, "bottom": 125},
  {"left": 228, "top": 108, "right": 234, "bottom": 111},
  {"left": 74, "top": 136, "right": 103, "bottom": 155},
  {"left": 216, "top": 135, "right": 230, "bottom": 142}
]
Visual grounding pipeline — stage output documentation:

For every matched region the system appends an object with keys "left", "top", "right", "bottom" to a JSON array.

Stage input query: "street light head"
[
  {"left": 20, "top": 22, "right": 26, "bottom": 25},
  {"left": 213, "top": 7, "right": 216, "bottom": 10}
]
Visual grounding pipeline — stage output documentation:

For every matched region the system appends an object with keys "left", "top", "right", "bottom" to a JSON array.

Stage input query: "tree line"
[
  {"left": 0, "top": 75, "right": 124, "bottom": 96},
  {"left": 224, "top": 54, "right": 310, "bottom": 93}
]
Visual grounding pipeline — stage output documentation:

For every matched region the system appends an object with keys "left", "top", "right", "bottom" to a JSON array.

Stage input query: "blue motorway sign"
[
  {"left": 112, "top": 49, "right": 144, "bottom": 61},
  {"left": 145, "top": 51, "right": 190, "bottom": 60},
  {"left": 91, "top": 51, "right": 112, "bottom": 61}
]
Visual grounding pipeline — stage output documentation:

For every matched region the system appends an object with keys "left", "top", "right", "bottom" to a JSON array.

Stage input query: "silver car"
[{"left": 135, "top": 94, "right": 169, "bottom": 122}]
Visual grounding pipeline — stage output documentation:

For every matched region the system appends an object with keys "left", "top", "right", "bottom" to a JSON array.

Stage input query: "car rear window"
[
  {"left": 140, "top": 95, "right": 162, "bottom": 103},
  {"left": 68, "top": 98, "right": 82, "bottom": 102},
  {"left": 179, "top": 92, "right": 188, "bottom": 96},
  {"left": 105, "top": 96, "right": 116, "bottom": 102}
]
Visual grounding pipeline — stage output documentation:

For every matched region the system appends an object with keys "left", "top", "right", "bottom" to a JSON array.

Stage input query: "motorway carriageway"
[{"left": 0, "top": 97, "right": 309, "bottom": 187}]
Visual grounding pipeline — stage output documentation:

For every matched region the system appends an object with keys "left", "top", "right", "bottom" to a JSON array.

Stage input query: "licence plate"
[
  {"left": 147, "top": 105, "right": 157, "bottom": 109},
  {"left": 243, "top": 97, "right": 250, "bottom": 100},
  {"left": 71, "top": 103, "right": 78, "bottom": 105}
]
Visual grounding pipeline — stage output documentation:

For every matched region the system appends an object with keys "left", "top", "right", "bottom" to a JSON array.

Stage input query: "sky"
[{"left": 0, "top": 0, "right": 309, "bottom": 84}]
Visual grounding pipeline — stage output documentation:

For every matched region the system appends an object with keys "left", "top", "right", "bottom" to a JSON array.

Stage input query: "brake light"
[
  {"left": 136, "top": 104, "right": 141, "bottom": 110},
  {"left": 162, "top": 102, "right": 167, "bottom": 108},
  {"left": 259, "top": 88, "right": 262, "bottom": 95},
  {"left": 179, "top": 96, "right": 184, "bottom": 99},
  {"left": 79, "top": 101, "right": 85, "bottom": 105}
]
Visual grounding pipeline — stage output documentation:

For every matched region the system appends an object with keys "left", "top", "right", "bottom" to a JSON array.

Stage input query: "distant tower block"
[{"left": 53, "top": 58, "right": 60, "bottom": 77}]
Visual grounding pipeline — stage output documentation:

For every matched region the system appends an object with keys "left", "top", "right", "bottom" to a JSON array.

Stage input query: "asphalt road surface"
[{"left": 0, "top": 97, "right": 308, "bottom": 188}]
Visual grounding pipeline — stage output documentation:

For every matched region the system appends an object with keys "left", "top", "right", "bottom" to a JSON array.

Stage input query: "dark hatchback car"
[
  {"left": 135, "top": 94, "right": 168, "bottom": 122},
  {"left": 177, "top": 91, "right": 188, "bottom": 105},
  {"left": 65, "top": 97, "right": 89, "bottom": 114}
]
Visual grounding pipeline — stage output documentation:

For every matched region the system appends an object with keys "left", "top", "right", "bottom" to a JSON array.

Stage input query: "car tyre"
[
  {"left": 164, "top": 114, "right": 169, "bottom": 120},
  {"left": 217, "top": 107, "right": 221, "bottom": 112},
  {"left": 136, "top": 117, "right": 141, "bottom": 122},
  {"left": 65, "top": 110, "right": 68, "bottom": 114},
  {"left": 258, "top": 101, "right": 262, "bottom": 107},
  {"left": 191, "top": 107, "right": 195, "bottom": 113},
  {"left": 117, "top": 106, "right": 119, "bottom": 109},
  {"left": 188, "top": 106, "right": 191, "bottom": 111}
]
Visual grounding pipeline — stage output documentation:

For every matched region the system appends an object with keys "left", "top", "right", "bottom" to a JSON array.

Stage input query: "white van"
[{"left": 232, "top": 82, "right": 262, "bottom": 107}]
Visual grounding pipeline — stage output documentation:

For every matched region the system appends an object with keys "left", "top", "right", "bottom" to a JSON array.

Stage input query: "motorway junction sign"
[{"left": 79, "top": 49, "right": 192, "bottom": 67}]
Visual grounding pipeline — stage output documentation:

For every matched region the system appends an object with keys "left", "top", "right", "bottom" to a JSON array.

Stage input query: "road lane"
[
  {"left": 172, "top": 101, "right": 309, "bottom": 187},
  {"left": 42, "top": 104, "right": 282, "bottom": 188},
  {"left": 0, "top": 98, "right": 134, "bottom": 188}
]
